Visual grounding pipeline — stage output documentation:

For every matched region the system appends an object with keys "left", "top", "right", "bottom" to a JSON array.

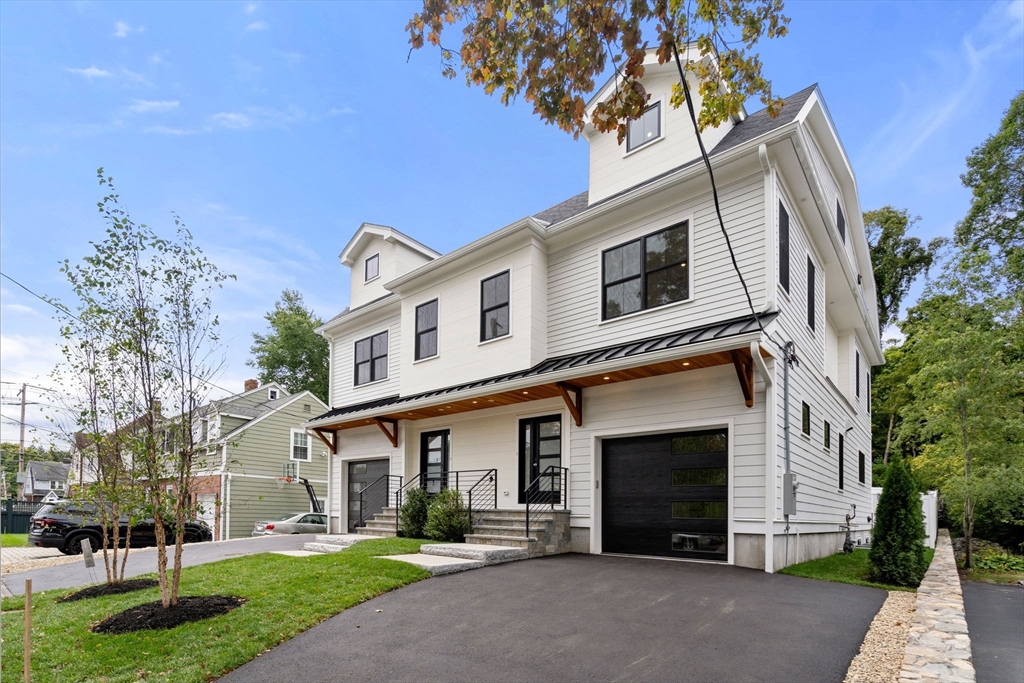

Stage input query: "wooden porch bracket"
[
  {"left": 311, "top": 428, "right": 337, "bottom": 455},
  {"left": 374, "top": 417, "right": 399, "bottom": 448},
  {"left": 730, "top": 350, "right": 755, "bottom": 408},
  {"left": 556, "top": 382, "right": 584, "bottom": 427}
]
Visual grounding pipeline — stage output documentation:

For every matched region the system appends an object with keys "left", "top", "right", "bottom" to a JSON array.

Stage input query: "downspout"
[
  {"left": 224, "top": 473, "right": 232, "bottom": 541},
  {"left": 782, "top": 341, "right": 799, "bottom": 567},
  {"left": 752, "top": 341, "right": 776, "bottom": 573}
]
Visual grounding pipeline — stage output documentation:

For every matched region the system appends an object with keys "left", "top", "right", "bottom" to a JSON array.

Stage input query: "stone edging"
[{"left": 899, "top": 529, "right": 975, "bottom": 682}]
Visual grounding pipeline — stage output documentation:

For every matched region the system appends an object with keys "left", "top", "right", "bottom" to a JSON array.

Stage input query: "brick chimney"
[{"left": 244, "top": 379, "right": 258, "bottom": 392}]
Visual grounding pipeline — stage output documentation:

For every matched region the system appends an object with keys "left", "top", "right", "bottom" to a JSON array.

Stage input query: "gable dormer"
[
  {"left": 339, "top": 223, "right": 440, "bottom": 309},
  {"left": 583, "top": 48, "right": 743, "bottom": 204}
]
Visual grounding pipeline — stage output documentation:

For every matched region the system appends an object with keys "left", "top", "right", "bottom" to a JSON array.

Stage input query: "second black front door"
[
  {"left": 420, "top": 430, "right": 450, "bottom": 494},
  {"left": 519, "top": 415, "right": 562, "bottom": 504}
]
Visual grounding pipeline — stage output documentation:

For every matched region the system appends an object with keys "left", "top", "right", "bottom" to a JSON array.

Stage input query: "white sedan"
[{"left": 252, "top": 512, "right": 327, "bottom": 536}]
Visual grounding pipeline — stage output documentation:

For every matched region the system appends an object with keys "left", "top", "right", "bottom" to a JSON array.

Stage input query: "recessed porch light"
[
  {"left": 522, "top": 391, "right": 529, "bottom": 394},
  {"left": 683, "top": 361, "right": 690, "bottom": 366},
  {"left": 603, "top": 376, "right": 611, "bottom": 380},
  {"left": 472, "top": 400, "right": 478, "bottom": 404}
]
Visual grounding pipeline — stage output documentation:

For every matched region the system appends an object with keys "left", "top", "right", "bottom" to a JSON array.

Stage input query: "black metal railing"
[
  {"left": 524, "top": 466, "right": 569, "bottom": 539},
  {"left": 357, "top": 474, "right": 403, "bottom": 528},
  {"left": 394, "top": 469, "right": 498, "bottom": 535}
]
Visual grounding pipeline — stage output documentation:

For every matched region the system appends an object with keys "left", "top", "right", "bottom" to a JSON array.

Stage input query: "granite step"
[
  {"left": 471, "top": 524, "right": 548, "bottom": 538},
  {"left": 420, "top": 543, "right": 528, "bottom": 564},
  {"left": 355, "top": 527, "right": 397, "bottom": 537},
  {"left": 463, "top": 533, "right": 538, "bottom": 549},
  {"left": 302, "top": 534, "right": 370, "bottom": 553},
  {"left": 377, "top": 553, "right": 484, "bottom": 576}
]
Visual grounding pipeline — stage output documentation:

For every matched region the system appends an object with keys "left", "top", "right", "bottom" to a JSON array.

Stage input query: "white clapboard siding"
[
  {"left": 331, "top": 306, "right": 402, "bottom": 407},
  {"left": 547, "top": 171, "right": 766, "bottom": 356}
]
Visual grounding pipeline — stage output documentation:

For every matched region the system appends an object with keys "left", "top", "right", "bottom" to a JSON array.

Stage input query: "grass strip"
[
  {"left": 0, "top": 534, "right": 29, "bottom": 548},
  {"left": 779, "top": 547, "right": 935, "bottom": 592},
  {"left": 0, "top": 537, "right": 431, "bottom": 683}
]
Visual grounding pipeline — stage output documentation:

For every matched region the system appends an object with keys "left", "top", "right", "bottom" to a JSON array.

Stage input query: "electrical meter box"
[{"left": 783, "top": 471, "right": 798, "bottom": 516}]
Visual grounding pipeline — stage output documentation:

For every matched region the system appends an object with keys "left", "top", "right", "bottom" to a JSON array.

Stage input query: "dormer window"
[
  {"left": 268, "top": 388, "right": 279, "bottom": 400},
  {"left": 365, "top": 253, "right": 379, "bottom": 282},
  {"left": 626, "top": 102, "right": 662, "bottom": 152}
]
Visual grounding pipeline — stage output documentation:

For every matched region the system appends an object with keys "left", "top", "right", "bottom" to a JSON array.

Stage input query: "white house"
[{"left": 306, "top": 52, "right": 883, "bottom": 572}]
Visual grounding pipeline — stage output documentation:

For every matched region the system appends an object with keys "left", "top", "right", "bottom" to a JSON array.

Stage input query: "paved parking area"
[
  {"left": 224, "top": 553, "right": 887, "bottom": 683},
  {"left": 963, "top": 581, "right": 1024, "bottom": 683}
]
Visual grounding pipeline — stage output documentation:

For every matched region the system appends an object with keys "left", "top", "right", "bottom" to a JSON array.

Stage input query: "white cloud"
[
  {"left": 210, "top": 112, "right": 252, "bottom": 129},
  {"left": 327, "top": 106, "right": 356, "bottom": 116},
  {"left": 120, "top": 68, "right": 150, "bottom": 85},
  {"left": 245, "top": 3, "right": 258, "bottom": 13},
  {"left": 149, "top": 53, "right": 164, "bottom": 65},
  {"left": 127, "top": 99, "right": 179, "bottom": 114},
  {"left": 143, "top": 125, "right": 199, "bottom": 136},
  {"left": 113, "top": 20, "right": 131, "bottom": 37},
  {"left": 4, "top": 303, "right": 41, "bottom": 316},
  {"left": 245, "top": 20, "right": 268, "bottom": 32},
  {"left": 67, "top": 66, "right": 113, "bottom": 80}
]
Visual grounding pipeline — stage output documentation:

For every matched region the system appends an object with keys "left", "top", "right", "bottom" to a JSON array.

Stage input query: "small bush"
[
  {"left": 869, "top": 458, "right": 927, "bottom": 587},
  {"left": 975, "top": 553, "right": 1024, "bottom": 573},
  {"left": 399, "top": 487, "right": 429, "bottom": 539},
  {"left": 423, "top": 488, "right": 470, "bottom": 543}
]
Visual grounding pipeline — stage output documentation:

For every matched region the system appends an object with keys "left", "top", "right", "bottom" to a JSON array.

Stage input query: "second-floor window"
[
  {"left": 603, "top": 221, "right": 689, "bottom": 320},
  {"left": 415, "top": 299, "right": 438, "bottom": 360},
  {"left": 836, "top": 200, "right": 846, "bottom": 243},
  {"left": 627, "top": 101, "right": 662, "bottom": 152},
  {"left": 801, "top": 402, "right": 811, "bottom": 436},
  {"left": 355, "top": 331, "right": 388, "bottom": 385},
  {"left": 480, "top": 271, "right": 510, "bottom": 342},
  {"left": 807, "top": 256, "right": 816, "bottom": 331},
  {"left": 365, "top": 253, "right": 379, "bottom": 282},
  {"left": 291, "top": 429, "right": 310, "bottom": 461},
  {"left": 779, "top": 202, "right": 790, "bottom": 294},
  {"left": 855, "top": 350, "right": 861, "bottom": 398}
]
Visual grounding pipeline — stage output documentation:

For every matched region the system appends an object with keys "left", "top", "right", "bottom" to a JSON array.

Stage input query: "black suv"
[{"left": 29, "top": 500, "right": 213, "bottom": 555}]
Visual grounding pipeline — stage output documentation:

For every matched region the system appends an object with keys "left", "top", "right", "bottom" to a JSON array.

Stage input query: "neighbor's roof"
[
  {"left": 311, "top": 312, "right": 774, "bottom": 424},
  {"left": 27, "top": 460, "right": 70, "bottom": 484}
]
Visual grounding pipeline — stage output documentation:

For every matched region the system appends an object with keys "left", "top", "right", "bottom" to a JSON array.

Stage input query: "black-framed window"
[
  {"left": 801, "top": 402, "right": 811, "bottom": 436},
  {"left": 824, "top": 421, "right": 831, "bottom": 449},
  {"left": 354, "top": 331, "right": 388, "bottom": 385},
  {"left": 855, "top": 350, "right": 861, "bottom": 398},
  {"left": 838, "top": 434, "right": 845, "bottom": 490},
  {"left": 626, "top": 101, "right": 661, "bottom": 152},
  {"left": 480, "top": 271, "right": 510, "bottom": 342},
  {"left": 602, "top": 222, "right": 688, "bottom": 320},
  {"left": 365, "top": 253, "right": 379, "bottom": 281},
  {"left": 415, "top": 299, "right": 438, "bottom": 360},
  {"left": 867, "top": 373, "right": 871, "bottom": 413},
  {"left": 807, "top": 256, "right": 816, "bottom": 331},
  {"left": 779, "top": 202, "right": 790, "bottom": 294},
  {"left": 836, "top": 200, "right": 846, "bottom": 243},
  {"left": 858, "top": 451, "right": 865, "bottom": 484}
]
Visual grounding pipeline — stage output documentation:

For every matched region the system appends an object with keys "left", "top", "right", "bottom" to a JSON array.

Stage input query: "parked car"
[
  {"left": 28, "top": 500, "right": 213, "bottom": 555},
  {"left": 251, "top": 512, "right": 327, "bottom": 536}
]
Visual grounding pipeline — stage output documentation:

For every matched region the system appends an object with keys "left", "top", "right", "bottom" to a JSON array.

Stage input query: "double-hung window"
[
  {"left": 779, "top": 202, "right": 790, "bottom": 294},
  {"left": 415, "top": 299, "right": 438, "bottom": 360},
  {"left": 480, "top": 271, "right": 510, "bottom": 342},
  {"left": 354, "top": 331, "right": 388, "bottom": 385},
  {"left": 602, "top": 221, "right": 689, "bottom": 320},
  {"left": 291, "top": 429, "right": 310, "bottom": 462},
  {"left": 626, "top": 102, "right": 662, "bottom": 152},
  {"left": 801, "top": 402, "right": 811, "bottom": 436},
  {"left": 365, "top": 254, "right": 379, "bottom": 281},
  {"left": 858, "top": 451, "right": 866, "bottom": 484}
]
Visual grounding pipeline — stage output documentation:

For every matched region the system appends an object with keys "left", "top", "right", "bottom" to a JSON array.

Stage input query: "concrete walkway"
[
  {"left": 0, "top": 546, "right": 63, "bottom": 564},
  {"left": 1, "top": 534, "right": 310, "bottom": 596},
  {"left": 963, "top": 581, "right": 1024, "bottom": 683},
  {"left": 223, "top": 553, "right": 886, "bottom": 683}
]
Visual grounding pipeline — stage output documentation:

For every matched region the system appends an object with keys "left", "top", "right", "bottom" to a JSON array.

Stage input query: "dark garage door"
[
  {"left": 602, "top": 429, "right": 728, "bottom": 560},
  {"left": 348, "top": 459, "right": 390, "bottom": 532}
]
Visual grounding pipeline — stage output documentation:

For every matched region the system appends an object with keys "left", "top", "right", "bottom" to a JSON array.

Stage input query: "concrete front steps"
[
  {"left": 302, "top": 534, "right": 370, "bottom": 554},
  {"left": 354, "top": 507, "right": 399, "bottom": 538},
  {"left": 379, "top": 543, "right": 527, "bottom": 576}
]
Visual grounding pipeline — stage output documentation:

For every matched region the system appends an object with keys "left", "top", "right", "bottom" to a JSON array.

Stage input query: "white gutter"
[
  {"left": 306, "top": 329, "right": 769, "bottom": 429},
  {"left": 317, "top": 295, "right": 399, "bottom": 336}
]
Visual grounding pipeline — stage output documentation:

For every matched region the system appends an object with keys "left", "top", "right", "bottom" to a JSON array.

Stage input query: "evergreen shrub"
[
  {"left": 423, "top": 488, "right": 470, "bottom": 543},
  {"left": 399, "top": 487, "right": 429, "bottom": 539},
  {"left": 869, "top": 458, "right": 928, "bottom": 586}
]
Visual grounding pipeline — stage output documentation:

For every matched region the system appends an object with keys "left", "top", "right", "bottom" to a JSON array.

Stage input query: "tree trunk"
[
  {"left": 153, "top": 506, "right": 170, "bottom": 608},
  {"left": 883, "top": 413, "right": 894, "bottom": 466}
]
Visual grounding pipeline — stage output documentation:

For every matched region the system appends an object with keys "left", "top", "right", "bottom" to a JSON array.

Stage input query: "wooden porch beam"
[
  {"left": 730, "top": 350, "right": 755, "bottom": 408},
  {"left": 556, "top": 382, "right": 584, "bottom": 427},
  {"left": 311, "top": 428, "right": 337, "bottom": 455},
  {"left": 374, "top": 417, "right": 399, "bottom": 448}
]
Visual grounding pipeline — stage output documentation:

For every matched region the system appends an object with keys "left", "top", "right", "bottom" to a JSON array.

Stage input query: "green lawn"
[
  {"left": 778, "top": 547, "right": 935, "bottom": 592},
  {"left": 0, "top": 534, "right": 29, "bottom": 548},
  {"left": 0, "top": 538, "right": 431, "bottom": 683}
]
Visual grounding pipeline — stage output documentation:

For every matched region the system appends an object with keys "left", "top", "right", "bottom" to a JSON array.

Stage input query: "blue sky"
[{"left": 1, "top": 0, "right": 1022, "bottom": 445}]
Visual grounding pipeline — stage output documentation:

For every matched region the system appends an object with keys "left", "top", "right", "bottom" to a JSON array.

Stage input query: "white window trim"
[
  {"left": 267, "top": 387, "right": 280, "bottom": 401},
  {"left": 622, "top": 96, "right": 666, "bottom": 157},
  {"left": 353, "top": 329, "right": 390, "bottom": 387},
  {"left": 413, "top": 296, "right": 440, "bottom": 362},
  {"left": 478, "top": 267, "right": 514, "bottom": 345},
  {"left": 290, "top": 427, "right": 312, "bottom": 462},
  {"left": 597, "top": 214, "right": 695, "bottom": 325},
  {"left": 364, "top": 253, "right": 380, "bottom": 283}
]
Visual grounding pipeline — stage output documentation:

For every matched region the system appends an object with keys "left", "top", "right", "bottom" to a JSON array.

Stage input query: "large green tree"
[
  {"left": 863, "top": 206, "right": 940, "bottom": 336},
  {"left": 407, "top": 0, "right": 790, "bottom": 141},
  {"left": 248, "top": 290, "right": 329, "bottom": 403},
  {"left": 956, "top": 91, "right": 1023, "bottom": 292}
]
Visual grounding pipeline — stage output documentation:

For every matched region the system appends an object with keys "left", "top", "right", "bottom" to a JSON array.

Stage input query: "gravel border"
[
  {"left": 2, "top": 554, "right": 82, "bottom": 576},
  {"left": 845, "top": 590, "right": 916, "bottom": 683}
]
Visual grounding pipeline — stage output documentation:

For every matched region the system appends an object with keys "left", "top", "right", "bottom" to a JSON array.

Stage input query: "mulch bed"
[
  {"left": 58, "top": 578, "right": 159, "bottom": 603},
  {"left": 91, "top": 595, "right": 246, "bottom": 634}
]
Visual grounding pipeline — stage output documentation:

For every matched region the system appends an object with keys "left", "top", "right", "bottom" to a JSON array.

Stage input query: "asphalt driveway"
[
  {"left": 223, "top": 553, "right": 886, "bottom": 683},
  {"left": 963, "top": 581, "right": 1024, "bottom": 683},
  {"left": 1, "top": 534, "right": 309, "bottom": 596}
]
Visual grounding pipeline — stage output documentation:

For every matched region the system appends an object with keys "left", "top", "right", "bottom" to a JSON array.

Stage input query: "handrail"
[
  {"left": 465, "top": 469, "right": 498, "bottom": 532},
  {"left": 357, "top": 474, "right": 403, "bottom": 528},
  {"left": 393, "top": 469, "right": 499, "bottom": 535},
  {"left": 524, "top": 466, "right": 569, "bottom": 539}
]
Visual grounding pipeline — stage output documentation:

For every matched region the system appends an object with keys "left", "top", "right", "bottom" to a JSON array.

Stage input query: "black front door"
[
  {"left": 518, "top": 415, "right": 562, "bottom": 504},
  {"left": 602, "top": 429, "right": 728, "bottom": 560},
  {"left": 420, "top": 430, "right": 450, "bottom": 495}
]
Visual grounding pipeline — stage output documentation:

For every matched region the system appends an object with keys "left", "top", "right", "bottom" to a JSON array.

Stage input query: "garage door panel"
[{"left": 602, "top": 429, "right": 728, "bottom": 561}]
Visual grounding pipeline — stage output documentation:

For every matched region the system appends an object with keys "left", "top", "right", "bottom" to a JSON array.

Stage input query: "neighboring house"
[
  {"left": 20, "top": 460, "right": 70, "bottom": 502},
  {"left": 306, "top": 49, "right": 882, "bottom": 572},
  {"left": 72, "top": 381, "right": 329, "bottom": 540}
]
